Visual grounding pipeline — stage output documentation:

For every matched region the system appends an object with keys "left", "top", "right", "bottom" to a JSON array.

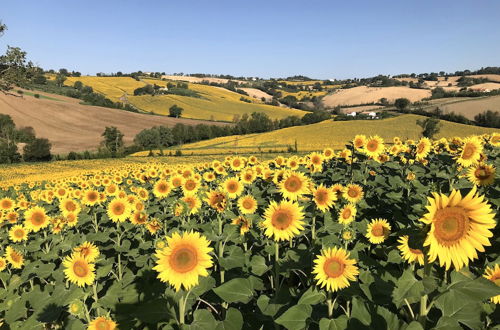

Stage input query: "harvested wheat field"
[
  {"left": 322, "top": 86, "right": 431, "bottom": 107},
  {"left": 339, "top": 105, "right": 384, "bottom": 114},
  {"left": 439, "top": 95, "right": 500, "bottom": 119},
  {"left": 240, "top": 88, "right": 273, "bottom": 101},
  {"left": 468, "top": 82, "right": 500, "bottom": 91},
  {"left": 161, "top": 75, "right": 246, "bottom": 84},
  {"left": 468, "top": 74, "right": 500, "bottom": 82},
  {"left": 0, "top": 92, "right": 228, "bottom": 154}
]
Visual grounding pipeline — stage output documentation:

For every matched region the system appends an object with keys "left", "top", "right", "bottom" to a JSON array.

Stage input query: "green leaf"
[
  {"left": 392, "top": 268, "right": 425, "bottom": 308},
  {"left": 297, "top": 287, "right": 326, "bottom": 305},
  {"left": 215, "top": 308, "right": 243, "bottom": 330},
  {"left": 275, "top": 304, "right": 312, "bottom": 330},
  {"left": 350, "top": 297, "right": 371, "bottom": 326},
  {"left": 250, "top": 255, "right": 269, "bottom": 276},
  {"left": 188, "top": 309, "right": 218, "bottom": 330},
  {"left": 319, "top": 316, "right": 348, "bottom": 330},
  {"left": 403, "top": 321, "right": 424, "bottom": 330},
  {"left": 5, "top": 297, "right": 26, "bottom": 324},
  {"left": 219, "top": 246, "right": 245, "bottom": 270},
  {"left": 213, "top": 278, "right": 254, "bottom": 304}
]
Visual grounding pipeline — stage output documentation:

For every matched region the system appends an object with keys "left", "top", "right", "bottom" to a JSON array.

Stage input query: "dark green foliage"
[
  {"left": 474, "top": 110, "right": 500, "bottom": 128},
  {"left": 301, "top": 110, "right": 330, "bottom": 124},
  {"left": 394, "top": 98, "right": 411, "bottom": 111},
  {"left": 23, "top": 138, "right": 52, "bottom": 161},
  {"left": 102, "top": 126, "right": 124, "bottom": 156},
  {"left": 169, "top": 104, "right": 183, "bottom": 118},
  {"left": 416, "top": 117, "right": 441, "bottom": 138}
]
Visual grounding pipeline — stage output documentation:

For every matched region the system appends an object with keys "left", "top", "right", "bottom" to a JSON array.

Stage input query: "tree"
[
  {"left": 394, "top": 98, "right": 411, "bottom": 111},
  {"left": 416, "top": 117, "right": 441, "bottom": 138},
  {"left": 55, "top": 73, "right": 67, "bottom": 87},
  {"left": 102, "top": 126, "right": 124, "bottom": 156},
  {"left": 169, "top": 104, "right": 183, "bottom": 118},
  {"left": 474, "top": 110, "right": 500, "bottom": 128},
  {"left": 301, "top": 110, "right": 331, "bottom": 125},
  {"left": 23, "top": 138, "right": 52, "bottom": 161},
  {"left": 0, "top": 141, "right": 21, "bottom": 163},
  {"left": 134, "top": 128, "right": 160, "bottom": 156}
]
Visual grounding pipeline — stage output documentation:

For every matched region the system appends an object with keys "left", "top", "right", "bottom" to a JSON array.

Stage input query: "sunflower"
[
  {"left": 205, "top": 190, "right": 227, "bottom": 212},
  {"left": 415, "top": 137, "right": 432, "bottom": 161},
  {"left": 279, "top": 171, "right": 310, "bottom": 201},
  {"left": 232, "top": 216, "right": 252, "bottom": 235},
  {"left": 82, "top": 190, "right": 100, "bottom": 206},
  {"left": 153, "top": 231, "right": 213, "bottom": 291},
  {"left": 420, "top": 187, "right": 496, "bottom": 270},
  {"left": 0, "top": 197, "right": 15, "bottom": 211},
  {"left": 182, "top": 178, "right": 200, "bottom": 195},
  {"left": 8, "top": 225, "right": 28, "bottom": 242},
  {"left": 203, "top": 171, "right": 216, "bottom": 182},
  {"left": 484, "top": 264, "right": 500, "bottom": 304},
  {"left": 170, "top": 175, "right": 184, "bottom": 189},
  {"left": 353, "top": 135, "right": 366, "bottom": 150},
  {"left": 240, "top": 170, "right": 257, "bottom": 185},
  {"left": 107, "top": 198, "right": 132, "bottom": 223},
  {"left": 397, "top": 236, "right": 424, "bottom": 265},
  {"left": 221, "top": 177, "right": 243, "bottom": 199},
  {"left": 146, "top": 219, "right": 162, "bottom": 234},
  {"left": 366, "top": 219, "right": 391, "bottom": 244},
  {"left": 262, "top": 200, "right": 305, "bottom": 241},
  {"left": 182, "top": 194, "right": 201, "bottom": 215},
  {"left": 312, "top": 247, "right": 359, "bottom": 292},
  {"left": 153, "top": 180, "right": 172, "bottom": 198},
  {"left": 5, "top": 246, "right": 24, "bottom": 269},
  {"left": 136, "top": 188, "right": 149, "bottom": 201},
  {"left": 237, "top": 195, "right": 258, "bottom": 214},
  {"left": 24, "top": 206, "right": 50, "bottom": 232},
  {"left": 364, "top": 135, "right": 385, "bottom": 158},
  {"left": 341, "top": 230, "right": 353, "bottom": 242},
  {"left": 338, "top": 204, "right": 356, "bottom": 225},
  {"left": 308, "top": 152, "right": 324, "bottom": 172},
  {"left": 312, "top": 184, "right": 336, "bottom": 212},
  {"left": 230, "top": 157, "right": 245, "bottom": 171},
  {"left": 332, "top": 184, "right": 344, "bottom": 200},
  {"left": 456, "top": 137, "right": 483, "bottom": 167},
  {"left": 63, "top": 253, "right": 95, "bottom": 287},
  {"left": 489, "top": 133, "right": 500, "bottom": 147},
  {"left": 68, "top": 300, "right": 84, "bottom": 316},
  {"left": 0, "top": 257, "right": 6, "bottom": 271},
  {"left": 74, "top": 242, "right": 100, "bottom": 262},
  {"left": 342, "top": 184, "right": 364, "bottom": 203},
  {"left": 88, "top": 316, "right": 117, "bottom": 330},
  {"left": 59, "top": 198, "right": 81, "bottom": 217},
  {"left": 467, "top": 163, "right": 496, "bottom": 186}
]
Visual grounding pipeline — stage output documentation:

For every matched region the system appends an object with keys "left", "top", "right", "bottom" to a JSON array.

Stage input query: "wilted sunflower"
[
  {"left": 483, "top": 264, "right": 500, "bottom": 304},
  {"left": 107, "top": 198, "right": 132, "bottom": 223},
  {"left": 63, "top": 253, "right": 95, "bottom": 287},
  {"left": 237, "top": 195, "right": 258, "bottom": 214},
  {"left": 262, "top": 200, "right": 305, "bottom": 241},
  {"left": 153, "top": 180, "right": 172, "bottom": 198},
  {"left": 467, "top": 163, "right": 496, "bottom": 186},
  {"left": 338, "top": 204, "right": 356, "bottom": 225},
  {"left": 343, "top": 184, "right": 364, "bottom": 203},
  {"left": 146, "top": 219, "right": 162, "bottom": 234},
  {"left": 88, "top": 316, "right": 117, "bottom": 330},
  {"left": 312, "top": 246, "right": 359, "bottom": 292},
  {"left": 153, "top": 231, "right": 213, "bottom": 291},
  {"left": 279, "top": 171, "right": 310, "bottom": 200},
  {"left": 222, "top": 177, "right": 243, "bottom": 199},
  {"left": 366, "top": 219, "right": 391, "bottom": 244},
  {"left": 420, "top": 187, "right": 496, "bottom": 270},
  {"left": 24, "top": 206, "right": 50, "bottom": 232},
  {"left": 205, "top": 190, "right": 227, "bottom": 212},
  {"left": 73, "top": 242, "right": 100, "bottom": 262},
  {"left": 456, "top": 137, "right": 483, "bottom": 167},
  {"left": 364, "top": 135, "right": 385, "bottom": 158},
  {"left": 232, "top": 216, "right": 252, "bottom": 235},
  {"left": 397, "top": 236, "right": 424, "bottom": 265},
  {"left": 5, "top": 246, "right": 24, "bottom": 269},
  {"left": 8, "top": 225, "right": 28, "bottom": 242},
  {"left": 312, "top": 184, "right": 336, "bottom": 212}
]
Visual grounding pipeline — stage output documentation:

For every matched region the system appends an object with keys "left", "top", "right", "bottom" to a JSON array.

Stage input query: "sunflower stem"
[
  {"left": 179, "top": 290, "right": 191, "bottom": 325},
  {"left": 274, "top": 242, "right": 280, "bottom": 292},
  {"left": 419, "top": 254, "right": 431, "bottom": 326},
  {"left": 326, "top": 292, "right": 334, "bottom": 318},
  {"left": 311, "top": 216, "right": 316, "bottom": 241},
  {"left": 218, "top": 214, "right": 225, "bottom": 284},
  {"left": 92, "top": 209, "right": 99, "bottom": 233},
  {"left": 93, "top": 283, "right": 98, "bottom": 305},
  {"left": 116, "top": 222, "right": 123, "bottom": 281}
]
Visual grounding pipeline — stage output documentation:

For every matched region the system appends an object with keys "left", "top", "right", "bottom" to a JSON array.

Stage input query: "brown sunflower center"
[
  {"left": 348, "top": 189, "right": 358, "bottom": 198},
  {"left": 474, "top": 168, "right": 491, "bottom": 180},
  {"left": 65, "top": 201, "right": 77, "bottom": 212},
  {"left": 95, "top": 319, "right": 112, "bottom": 330},
  {"left": 367, "top": 140, "right": 378, "bottom": 152},
  {"left": 371, "top": 224, "right": 387, "bottom": 237},
  {"left": 271, "top": 210, "right": 293, "bottom": 230},
  {"left": 14, "top": 229, "right": 24, "bottom": 238},
  {"left": 284, "top": 176, "right": 302, "bottom": 192},
  {"left": 31, "top": 211, "right": 45, "bottom": 225},
  {"left": 433, "top": 207, "right": 469, "bottom": 246},
  {"left": 342, "top": 208, "right": 352, "bottom": 219},
  {"left": 462, "top": 144, "right": 476, "bottom": 160},
  {"left": 312, "top": 156, "right": 321, "bottom": 165},
  {"left": 323, "top": 258, "right": 345, "bottom": 278},
  {"left": 242, "top": 199, "right": 254, "bottom": 209},
  {"left": 170, "top": 246, "right": 198, "bottom": 273},
  {"left": 87, "top": 192, "right": 98, "bottom": 202},
  {"left": 185, "top": 180, "right": 196, "bottom": 191},
  {"left": 112, "top": 203, "right": 125, "bottom": 215},
  {"left": 157, "top": 183, "right": 169, "bottom": 193},
  {"left": 1, "top": 200, "right": 12, "bottom": 209},
  {"left": 73, "top": 260, "right": 89, "bottom": 278},
  {"left": 227, "top": 181, "right": 239, "bottom": 193},
  {"left": 315, "top": 190, "right": 327, "bottom": 203},
  {"left": 409, "top": 248, "right": 423, "bottom": 255},
  {"left": 417, "top": 143, "right": 426, "bottom": 154},
  {"left": 80, "top": 247, "right": 90, "bottom": 257}
]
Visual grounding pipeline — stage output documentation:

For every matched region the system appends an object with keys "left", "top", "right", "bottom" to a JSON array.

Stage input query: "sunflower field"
[{"left": 0, "top": 133, "right": 499, "bottom": 329}]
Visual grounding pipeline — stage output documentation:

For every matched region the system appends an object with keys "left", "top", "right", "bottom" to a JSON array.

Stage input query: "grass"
[
  {"left": 22, "top": 91, "right": 65, "bottom": 102},
  {"left": 131, "top": 114, "right": 499, "bottom": 156}
]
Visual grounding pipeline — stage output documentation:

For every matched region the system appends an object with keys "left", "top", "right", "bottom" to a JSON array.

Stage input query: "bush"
[
  {"left": 23, "top": 138, "right": 52, "bottom": 162},
  {"left": 34, "top": 93, "right": 40, "bottom": 98}
]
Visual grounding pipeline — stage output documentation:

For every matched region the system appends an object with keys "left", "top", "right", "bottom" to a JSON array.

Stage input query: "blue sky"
[{"left": 1, "top": 0, "right": 499, "bottom": 79}]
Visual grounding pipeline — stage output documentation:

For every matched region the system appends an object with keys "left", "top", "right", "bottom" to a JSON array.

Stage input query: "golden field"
[{"left": 132, "top": 114, "right": 500, "bottom": 156}]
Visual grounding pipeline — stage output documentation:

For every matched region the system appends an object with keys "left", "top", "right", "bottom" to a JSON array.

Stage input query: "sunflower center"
[
  {"left": 367, "top": 141, "right": 378, "bottom": 152},
  {"left": 172, "top": 178, "right": 182, "bottom": 187},
  {"left": 462, "top": 144, "right": 476, "bottom": 160},
  {"left": 434, "top": 207, "right": 469, "bottom": 246},
  {"left": 87, "top": 192, "right": 98, "bottom": 202},
  {"left": 312, "top": 156, "right": 321, "bottom": 165},
  {"left": 409, "top": 248, "right": 423, "bottom": 255},
  {"left": 31, "top": 212, "right": 45, "bottom": 225},
  {"left": 10, "top": 252, "right": 21, "bottom": 263},
  {"left": 316, "top": 190, "right": 327, "bottom": 203},
  {"left": 371, "top": 224, "right": 387, "bottom": 237},
  {"left": 348, "top": 189, "right": 358, "bottom": 198},
  {"left": 227, "top": 182, "right": 238, "bottom": 193},
  {"left": 113, "top": 203, "right": 125, "bottom": 215},
  {"left": 474, "top": 168, "right": 491, "bottom": 180},
  {"left": 417, "top": 143, "right": 425, "bottom": 153},
  {"left": 14, "top": 229, "right": 24, "bottom": 238},
  {"left": 185, "top": 180, "right": 196, "bottom": 190},
  {"left": 65, "top": 201, "right": 77, "bottom": 211},
  {"left": 170, "top": 246, "right": 198, "bottom": 273},
  {"left": 95, "top": 319, "right": 111, "bottom": 330},
  {"left": 80, "top": 247, "right": 90, "bottom": 257},
  {"left": 243, "top": 199, "right": 254, "bottom": 209},
  {"left": 323, "top": 258, "right": 345, "bottom": 278},
  {"left": 1, "top": 200, "right": 12, "bottom": 209},
  {"left": 284, "top": 176, "right": 302, "bottom": 192},
  {"left": 271, "top": 210, "right": 293, "bottom": 230},
  {"left": 73, "top": 261, "right": 89, "bottom": 278},
  {"left": 158, "top": 183, "right": 169, "bottom": 193},
  {"left": 342, "top": 208, "right": 352, "bottom": 219}
]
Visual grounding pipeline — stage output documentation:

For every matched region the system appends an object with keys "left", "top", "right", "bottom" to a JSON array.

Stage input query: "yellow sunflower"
[
  {"left": 232, "top": 216, "right": 252, "bottom": 235},
  {"left": 0, "top": 197, "right": 15, "bottom": 211},
  {"left": 489, "top": 133, "right": 500, "bottom": 147},
  {"left": 456, "top": 137, "right": 483, "bottom": 167},
  {"left": 230, "top": 157, "right": 245, "bottom": 171},
  {"left": 312, "top": 184, "right": 336, "bottom": 212},
  {"left": 153, "top": 231, "right": 213, "bottom": 291},
  {"left": 153, "top": 180, "right": 172, "bottom": 198},
  {"left": 237, "top": 195, "right": 258, "bottom": 214},
  {"left": 73, "top": 242, "right": 100, "bottom": 262},
  {"left": 279, "top": 171, "right": 310, "bottom": 201},
  {"left": 262, "top": 200, "right": 305, "bottom": 241},
  {"left": 63, "top": 253, "right": 95, "bottom": 287},
  {"left": 203, "top": 171, "right": 216, "bottom": 182},
  {"left": 59, "top": 198, "right": 81, "bottom": 217},
  {"left": 182, "top": 194, "right": 201, "bottom": 215},
  {"left": 342, "top": 184, "right": 364, "bottom": 203},
  {"left": 353, "top": 135, "right": 366, "bottom": 150},
  {"left": 88, "top": 316, "right": 117, "bottom": 330},
  {"left": 338, "top": 204, "right": 356, "bottom": 225},
  {"left": 221, "top": 177, "right": 244, "bottom": 199},
  {"left": 420, "top": 187, "right": 496, "bottom": 270},
  {"left": 5, "top": 246, "right": 24, "bottom": 269},
  {"left": 308, "top": 152, "right": 324, "bottom": 172},
  {"left": 24, "top": 206, "right": 50, "bottom": 232},
  {"left": 107, "top": 198, "right": 132, "bottom": 223},
  {"left": 240, "top": 170, "right": 257, "bottom": 185},
  {"left": 205, "top": 190, "right": 227, "bottom": 213},
  {"left": 484, "top": 264, "right": 500, "bottom": 304},
  {"left": 397, "top": 236, "right": 424, "bottom": 265},
  {"left": 364, "top": 135, "right": 385, "bottom": 158},
  {"left": 312, "top": 247, "right": 359, "bottom": 292},
  {"left": 467, "top": 163, "right": 496, "bottom": 186},
  {"left": 0, "top": 257, "right": 6, "bottom": 271},
  {"left": 82, "top": 190, "right": 100, "bottom": 206},
  {"left": 366, "top": 219, "right": 391, "bottom": 244},
  {"left": 415, "top": 137, "right": 432, "bottom": 161},
  {"left": 182, "top": 178, "right": 200, "bottom": 195},
  {"left": 8, "top": 225, "right": 28, "bottom": 242}
]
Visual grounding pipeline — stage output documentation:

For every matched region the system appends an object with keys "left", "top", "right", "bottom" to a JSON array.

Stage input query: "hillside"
[
  {"left": 322, "top": 86, "right": 431, "bottom": 107},
  {"left": 64, "top": 76, "right": 306, "bottom": 121},
  {"left": 132, "top": 114, "right": 499, "bottom": 156},
  {"left": 0, "top": 91, "right": 228, "bottom": 154},
  {"left": 437, "top": 95, "right": 500, "bottom": 119}
]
